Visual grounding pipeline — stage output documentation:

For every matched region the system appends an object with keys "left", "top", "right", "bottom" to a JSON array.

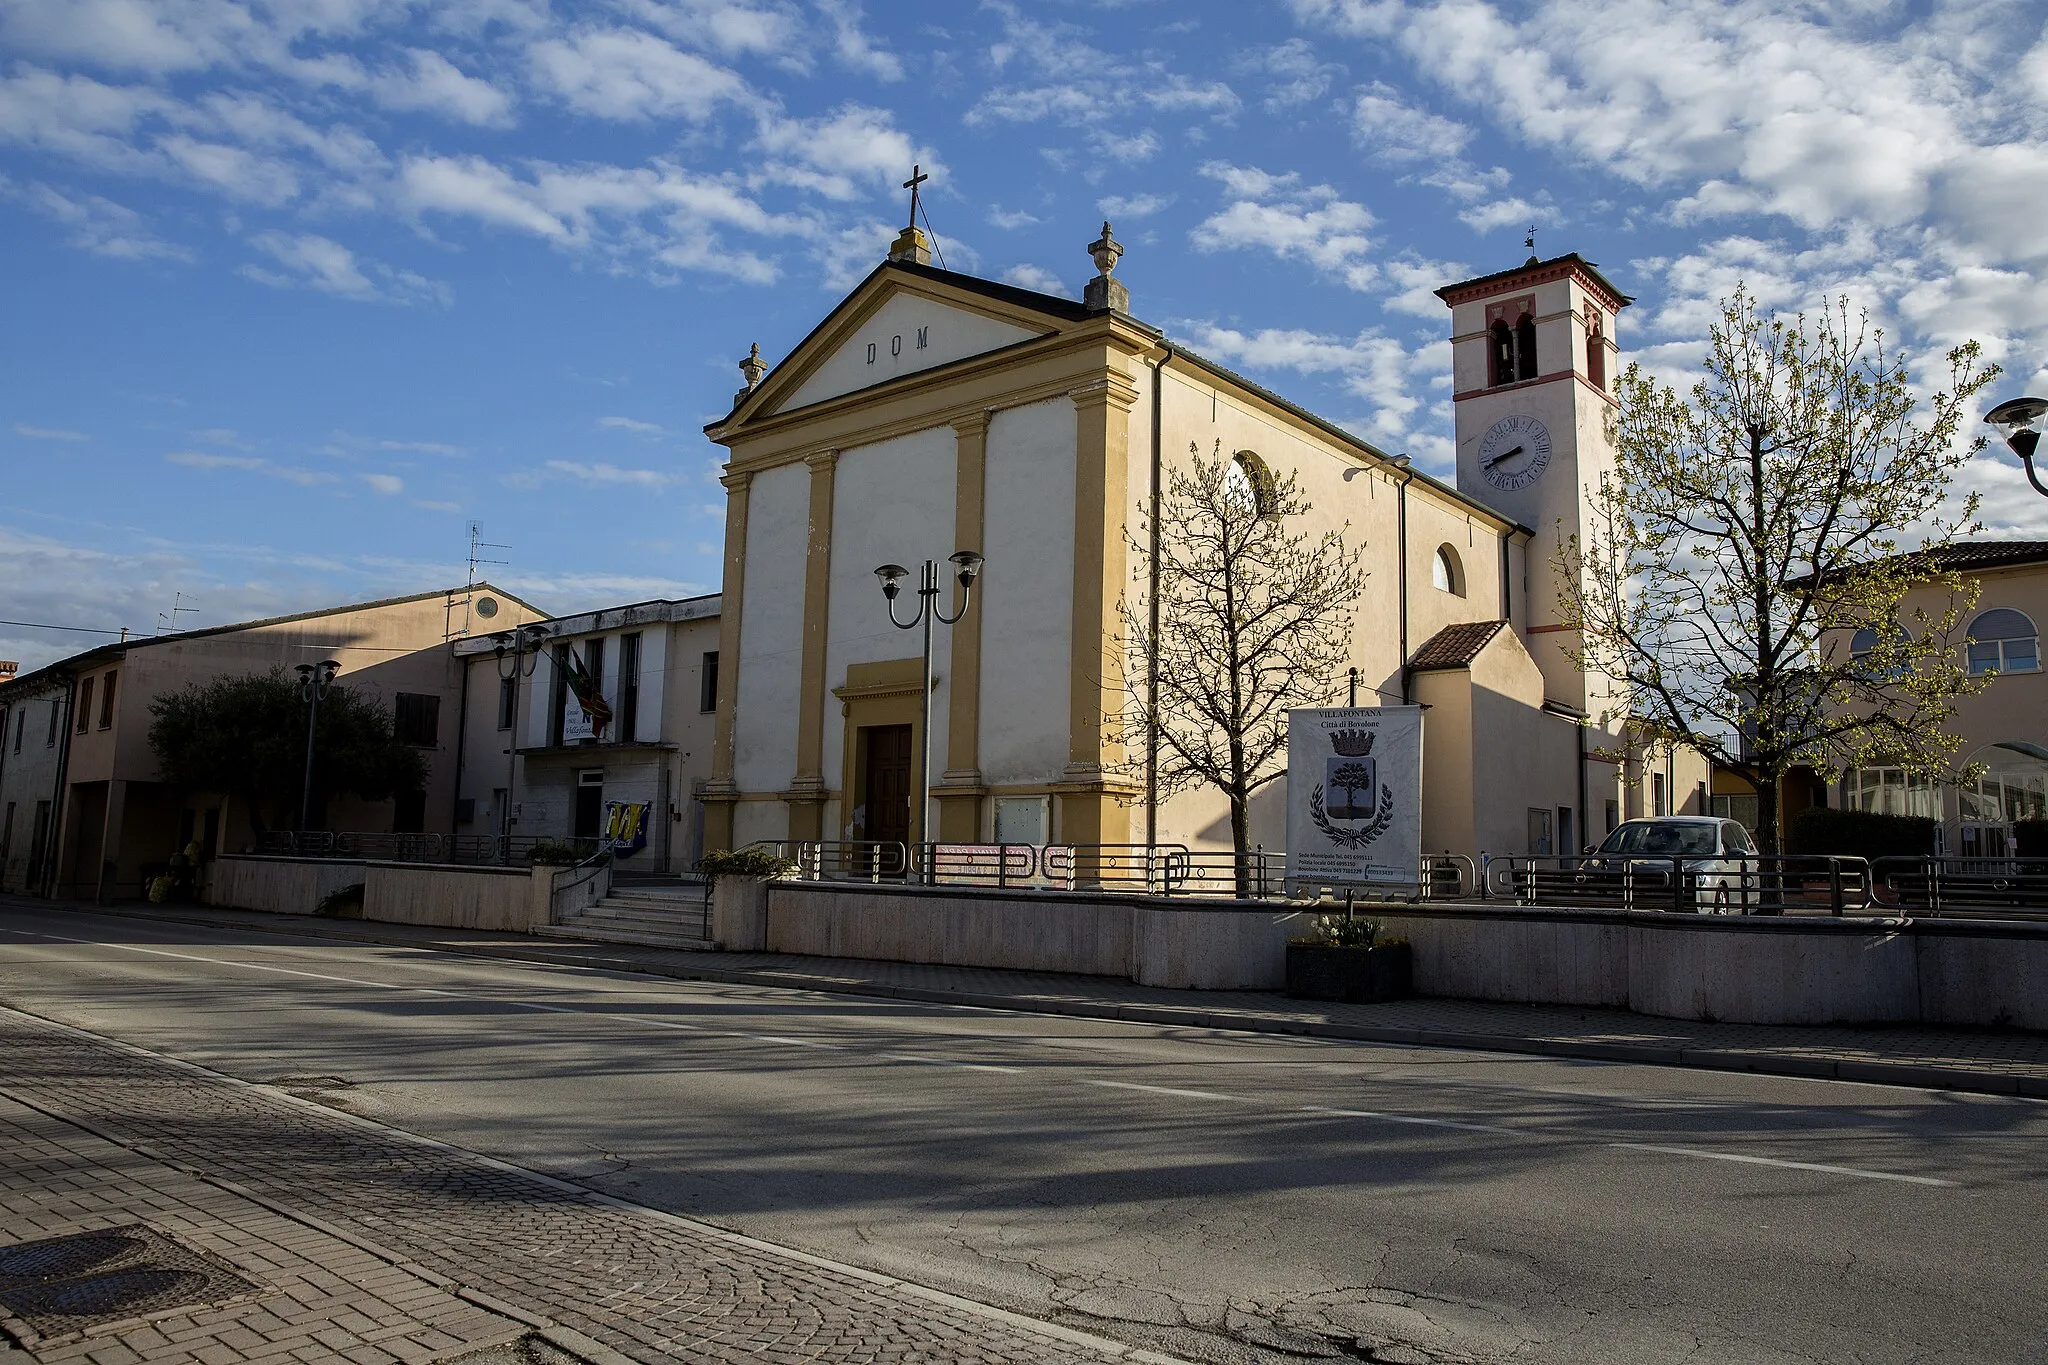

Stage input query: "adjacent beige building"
[
  {"left": 0, "top": 586, "right": 543, "bottom": 900},
  {"left": 701, "top": 226, "right": 1691, "bottom": 866}
]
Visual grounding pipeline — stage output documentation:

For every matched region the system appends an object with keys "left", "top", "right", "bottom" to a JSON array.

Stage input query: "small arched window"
[
  {"left": 1514, "top": 311, "right": 1538, "bottom": 382},
  {"left": 1585, "top": 313, "right": 1605, "bottom": 390},
  {"left": 1967, "top": 608, "right": 2040, "bottom": 676},
  {"left": 1848, "top": 627, "right": 1880, "bottom": 662},
  {"left": 1431, "top": 544, "right": 1463, "bottom": 596},
  {"left": 1850, "top": 623, "right": 1911, "bottom": 679},
  {"left": 1225, "top": 450, "right": 1279, "bottom": 518},
  {"left": 1489, "top": 320, "right": 1515, "bottom": 387}
]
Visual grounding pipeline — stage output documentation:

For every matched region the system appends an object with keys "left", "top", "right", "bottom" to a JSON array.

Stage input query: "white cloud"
[
  {"left": 240, "top": 231, "right": 452, "bottom": 306},
  {"left": 165, "top": 450, "right": 339, "bottom": 485},
  {"left": 599, "top": 415, "right": 666, "bottom": 434},
  {"left": 363, "top": 473, "right": 404, "bottom": 495},
  {"left": 620, "top": 0, "right": 803, "bottom": 60},
  {"left": 1177, "top": 318, "right": 1444, "bottom": 453},
  {"left": 371, "top": 50, "right": 515, "bottom": 127},
  {"left": 1000, "top": 263, "right": 1074, "bottom": 298},
  {"left": 987, "top": 206, "right": 1039, "bottom": 229},
  {"left": 14, "top": 423, "right": 87, "bottom": 440},
  {"left": 1352, "top": 82, "right": 1470, "bottom": 160},
  {"left": 1098, "top": 192, "right": 1174, "bottom": 220},
  {"left": 412, "top": 499, "right": 461, "bottom": 512},
  {"left": 815, "top": 0, "right": 904, "bottom": 82},
  {"left": 1458, "top": 195, "right": 1555, "bottom": 234},
  {"left": 379, "top": 438, "right": 467, "bottom": 456},
  {"left": 530, "top": 28, "right": 751, "bottom": 122},
  {"left": 1194, "top": 161, "right": 1378, "bottom": 290},
  {"left": 1237, "top": 39, "right": 1341, "bottom": 110},
  {"left": 543, "top": 459, "right": 680, "bottom": 487},
  {"left": 1090, "top": 128, "right": 1160, "bottom": 163},
  {"left": 9, "top": 179, "right": 191, "bottom": 260}
]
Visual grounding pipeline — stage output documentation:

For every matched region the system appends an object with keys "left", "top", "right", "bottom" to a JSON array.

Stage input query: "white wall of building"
[
  {"left": 733, "top": 461, "right": 810, "bottom": 794},
  {"left": 978, "top": 397, "right": 1076, "bottom": 787},
  {"left": 821, "top": 424, "right": 959, "bottom": 793}
]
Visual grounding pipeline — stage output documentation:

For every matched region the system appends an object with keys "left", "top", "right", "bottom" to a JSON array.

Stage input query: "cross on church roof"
[{"left": 902, "top": 164, "right": 929, "bottom": 230}]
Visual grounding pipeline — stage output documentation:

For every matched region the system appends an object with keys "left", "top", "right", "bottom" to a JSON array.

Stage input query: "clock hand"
[{"left": 1481, "top": 444, "right": 1524, "bottom": 469}]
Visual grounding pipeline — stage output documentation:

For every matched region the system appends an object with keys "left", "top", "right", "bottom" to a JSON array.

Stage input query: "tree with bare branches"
[
  {"left": 1122, "top": 441, "right": 1369, "bottom": 887},
  {"left": 1563, "top": 287, "right": 1994, "bottom": 851}
]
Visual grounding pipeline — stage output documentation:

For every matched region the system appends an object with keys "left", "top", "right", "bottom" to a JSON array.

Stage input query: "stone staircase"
[{"left": 539, "top": 880, "right": 715, "bottom": 950}]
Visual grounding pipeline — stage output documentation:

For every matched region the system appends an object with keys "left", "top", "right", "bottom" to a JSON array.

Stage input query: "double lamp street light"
[
  {"left": 1986, "top": 396, "right": 2048, "bottom": 498},
  {"left": 294, "top": 659, "right": 340, "bottom": 835},
  {"left": 874, "top": 551, "right": 984, "bottom": 848}
]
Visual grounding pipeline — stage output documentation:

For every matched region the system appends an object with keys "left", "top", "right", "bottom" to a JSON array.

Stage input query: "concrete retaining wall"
[
  {"left": 207, "top": 857, "right": 366, "bottom": 917},
  {"left": 210, "top": 855, "right": 566, "bottom": 934},
  {"left": 760, "top": 882, "right": 2048, "bottom": 1026}
]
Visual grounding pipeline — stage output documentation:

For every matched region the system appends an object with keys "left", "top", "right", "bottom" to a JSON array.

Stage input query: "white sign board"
[
  {"left": 562, "top": 691, "right": 595, "bottom": 743},
  {"left": 1286, "top": 706, "right": 1423, "bottom": 889}
]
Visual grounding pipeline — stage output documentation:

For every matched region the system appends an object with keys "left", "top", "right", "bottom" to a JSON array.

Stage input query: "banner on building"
[
  {"left": 1285, "top": 706, "right": 1423, "bottom": 889},
  {"left": 603, "top": 801, "right": 649, "bottom": 856},
  {"left": 561, "top": 645, "right": 611, "bottom": 742}
]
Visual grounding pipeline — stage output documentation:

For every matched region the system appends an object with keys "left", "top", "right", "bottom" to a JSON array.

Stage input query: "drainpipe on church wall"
[
  {"left": 1396, "top": 471, "right": 1411, "bottom": 704},
  {"left": 1145, "top": 344, "right": 1174, "bottom": 848}
]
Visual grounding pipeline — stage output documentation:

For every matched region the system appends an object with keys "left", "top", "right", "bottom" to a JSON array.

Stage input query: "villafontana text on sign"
[{"left": 1286, "top": 707, "right": 1424, "bottom": 889}]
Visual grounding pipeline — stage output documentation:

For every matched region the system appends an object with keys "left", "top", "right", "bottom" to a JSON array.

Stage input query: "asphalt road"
[{"left": 0, "top": 902, "right": 2043, "bottom": 1365}]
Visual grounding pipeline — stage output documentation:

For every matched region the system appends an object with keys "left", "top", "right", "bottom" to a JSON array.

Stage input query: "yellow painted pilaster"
[
  {"left": 936, "top": 411, "right": 990, "bottom": 842},
  {"left": 1062, "top": 371, "right": 1140, "bottom": 847},
  {"left": 702, "top": 468, "right": 749, "bottom": 852},
  {"left": 788, "top": 448, "right": 838, "bottom": 842}
]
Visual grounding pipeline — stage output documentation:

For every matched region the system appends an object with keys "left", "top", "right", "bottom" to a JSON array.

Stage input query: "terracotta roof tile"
[{"left": 1409, "top": 619, "right": 1509, "bottom": 671}]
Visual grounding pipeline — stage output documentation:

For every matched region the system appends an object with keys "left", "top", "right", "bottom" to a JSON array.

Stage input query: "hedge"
[{"left": 1786, "top": 807, "right": 1938, "bottom": 863}]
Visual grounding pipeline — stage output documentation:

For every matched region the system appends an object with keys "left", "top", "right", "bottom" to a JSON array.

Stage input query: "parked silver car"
[{"left": 1589, "top": 816, "right": 1760, "bottom": 912}]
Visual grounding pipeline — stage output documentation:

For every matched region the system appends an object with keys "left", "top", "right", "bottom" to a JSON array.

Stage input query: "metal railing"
[
  {"left": 1420, "top": 854, "right": 1478, "bottom": 900},
  {"left": 547, "top": 845, "right": 614, "bottom": 924},
  {"left": 750, "top": 840, "right": 1287, "bottom": 898},
  {"left": 1484, "top": 854, "right": 1873, "bottom": 916},
  {"left": 1870, "top": 857, "right": 2048, "bottom": 917},
  {"left": 257, "top": 831, "right": 601, "bottom": 866}
]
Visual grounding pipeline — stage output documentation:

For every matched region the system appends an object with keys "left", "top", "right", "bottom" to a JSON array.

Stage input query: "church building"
[{"left": 701, "top": 211, "right": 1705, "bottom": 866}]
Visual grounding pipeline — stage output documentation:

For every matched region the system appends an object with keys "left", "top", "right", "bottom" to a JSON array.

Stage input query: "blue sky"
[{"left": 4, "top": 0, "right": 2047, "bottom": 669}]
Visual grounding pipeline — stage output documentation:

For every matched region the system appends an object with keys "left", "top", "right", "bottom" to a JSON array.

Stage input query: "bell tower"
[{"left": 1437, "top": 252, "right": 1630, "bottom": 718}]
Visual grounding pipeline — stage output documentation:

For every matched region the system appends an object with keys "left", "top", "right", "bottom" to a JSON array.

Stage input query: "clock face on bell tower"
[{"left": 1477, "top": 414, "right": 1551, "bottom": 491}]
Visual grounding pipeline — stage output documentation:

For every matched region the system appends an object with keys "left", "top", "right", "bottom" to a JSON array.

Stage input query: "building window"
[
  {"left": 497, "top": 675, "right": 516, "bottom": 731},
  {"left": 700, "top": 651, "right": 719, "bottom": 713},
  {"left": 1585, "top": 314, "right": 1605, "bottom": 390},
  {"left": 394, "top": 692, "right": 441, "bottom": 747},
  {"left": 75, "top": 677, "right": 93, "bottom": 734},
  {"left": 550, "top": 643, "right": 570, "bottom": 745},
  {"left": 1848, "top": 767, "right": 1940, "bottom": 819},
  {"left": 45, "top": 701, "right": 59, "bottom": 746},
  {"left": 11, "top": 708, "right": 21, "bottom": 754},
  {"left": 1431, "top": 544, "right": 1463, "bottom": 595},
  {"left": 617, "top": 632, "right": 641, "bottom": 743},
  {"left": 98, "top": 670, "right": 116, "bottom": 728},
  {"left": 1515, "top": 312, "right": 1538, "bottom": 381},
  {"left": 1652, "top": 771, "right": 1667, "bottom": 816},
  {"left": 1225, "top": 451, "right": 1279, "bottom": 518},
  {"left": 1604, "top": 798, "right": 1619, "bottom": 834},
  {"left": 1965, "top": 608, "right": 2038, "bottom": 676},
  {"left": 1489, "top": 311, "right": 1539, "bottom": 385},
  {"left": 1526, "top": 807, "right": 1553, "bottom": 855}
]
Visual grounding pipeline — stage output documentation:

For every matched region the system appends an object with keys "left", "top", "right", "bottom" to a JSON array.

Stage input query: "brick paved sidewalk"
[
  {"left": 0, "top": 1007, "right": 1186, "bottom": 1365},
  {"left": 69, "top": 901, "right": 2048, "bottom": 1099},
  {"left": 0, "top": 1089, "right": 575, "bottom": 1365}
]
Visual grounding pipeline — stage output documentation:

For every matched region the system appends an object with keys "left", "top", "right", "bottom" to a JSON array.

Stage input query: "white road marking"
[{"left": 0, "top": 923, "right": 1962, "bottom": 1189}]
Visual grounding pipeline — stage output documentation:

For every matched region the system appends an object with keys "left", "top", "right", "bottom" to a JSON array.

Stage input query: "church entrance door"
[{"left": 862, "top": 725, "right": 913, "bottom": 850}]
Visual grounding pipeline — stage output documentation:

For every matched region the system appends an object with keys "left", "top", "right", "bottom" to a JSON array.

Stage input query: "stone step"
[
  {"left": 535, "top": 923, "right": 717, "bottom": 951},
  {"left": 569, "top": 905, "right": 704, "bottom": 929},
  {"left": 602, "top": 889, "right": 706, "bottom": 907}
]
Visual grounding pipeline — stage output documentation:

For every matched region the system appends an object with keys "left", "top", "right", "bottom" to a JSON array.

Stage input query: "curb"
[{"left": 65, "top": 903, "right": 2048, "bottom": 1101}]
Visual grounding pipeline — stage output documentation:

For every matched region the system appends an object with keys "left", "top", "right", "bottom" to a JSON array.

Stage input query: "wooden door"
[{"left": 862, "top": 725, "right": 913, "bottom": 848}]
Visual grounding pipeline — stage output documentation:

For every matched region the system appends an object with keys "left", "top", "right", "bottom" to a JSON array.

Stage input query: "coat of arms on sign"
[{"left": 1326, "top": 728, "right": 1377, "bottom": 819}]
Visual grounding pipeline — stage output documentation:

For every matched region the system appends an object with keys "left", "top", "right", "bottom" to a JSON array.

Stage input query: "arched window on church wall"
[
  {"left": 1585, "top": 312, "right": 1605, "bottom": 390},
  {"left": 1432, "top": 544, "right": 1463, "bottom": 596},
  {"left": 1489, "top": 321, "right": 1515, "bottom": 387},
  {"left": 1515, "top": 312, "right": 1538, "bottom": 382}
]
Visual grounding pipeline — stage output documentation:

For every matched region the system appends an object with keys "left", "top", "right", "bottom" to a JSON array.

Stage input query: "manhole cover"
[{"left": 0, "top": 1224, "right": 263, "bottom": 1343}]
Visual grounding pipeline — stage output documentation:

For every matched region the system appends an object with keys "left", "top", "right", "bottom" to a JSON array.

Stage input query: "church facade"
[{"left": 701, "top": 220, "right": 1705, "bottom": 866}]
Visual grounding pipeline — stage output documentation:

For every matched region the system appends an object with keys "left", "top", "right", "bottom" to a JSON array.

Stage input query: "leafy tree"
[
  {"left": 1563, "top": 287, "right": 1994, "bottom": 851},
  {"left": 148, "top": 669, "right": 428, "bottom": 833},
  {"left": 1122, "top": 440, "right": 1369, "bottom": 888}
]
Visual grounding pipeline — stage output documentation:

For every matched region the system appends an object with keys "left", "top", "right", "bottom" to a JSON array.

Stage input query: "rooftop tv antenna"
[
  {"left": 450, "top": 521, "right": 512, "bottom": 640},
  {"left": 156, "top": 592, "right": 199, "bottom": 636}
]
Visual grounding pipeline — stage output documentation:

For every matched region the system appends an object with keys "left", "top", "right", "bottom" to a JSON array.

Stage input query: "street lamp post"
[
  {"left": 1985, "top": 396, "right": 2048, "bottom": 497},
  {"left": 294, "top": 660, "right": 340, "bottom": 841},
  {"left": 874, "top": 552, "right": 984, "bottom": 869},
  {"left": 492, "top": 623, "right": 551, "bottom": 862}
]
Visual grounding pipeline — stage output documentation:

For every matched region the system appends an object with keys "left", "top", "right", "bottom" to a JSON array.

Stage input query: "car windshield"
[{"left": 1599, "top": 822, "right": 1718, "bottom": 856}]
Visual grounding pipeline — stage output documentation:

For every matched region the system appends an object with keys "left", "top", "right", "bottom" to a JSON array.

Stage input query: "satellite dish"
[{"left": 475, "top": 595, "right": 500, "bottom": 619}]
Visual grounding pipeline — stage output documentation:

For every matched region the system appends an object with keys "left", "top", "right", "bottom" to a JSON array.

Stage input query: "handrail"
[
  {"left": 1484, "top": 853, "right": 1872, "bottom": 916},
  {"left": 547, "top": 846, "right": 613, "bottom": 925},
  {"left": 1870, "top": 856, "right": 2048, "bottom": 917}
]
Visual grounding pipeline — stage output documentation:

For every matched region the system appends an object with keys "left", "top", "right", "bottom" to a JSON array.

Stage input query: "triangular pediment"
[{"left": 726, "top": 261, "right": 1088, "bottom": 426}]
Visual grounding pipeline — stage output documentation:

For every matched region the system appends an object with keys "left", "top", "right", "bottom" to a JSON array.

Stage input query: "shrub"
[
  {"left": 526, "top": 841, "right": 602, "bottom": 866},
  {"left": 1786, "top": 807, "right": 1938, "bottom": 863},
  {"left": 698, "top": 847, "right": 797, "bottom": 879},
  {"left": 148, "top": 875, "right": 175, "bottom": 904},
  {"left": 1309, "top": 914, "right": 1406, "bottom": 949}
]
